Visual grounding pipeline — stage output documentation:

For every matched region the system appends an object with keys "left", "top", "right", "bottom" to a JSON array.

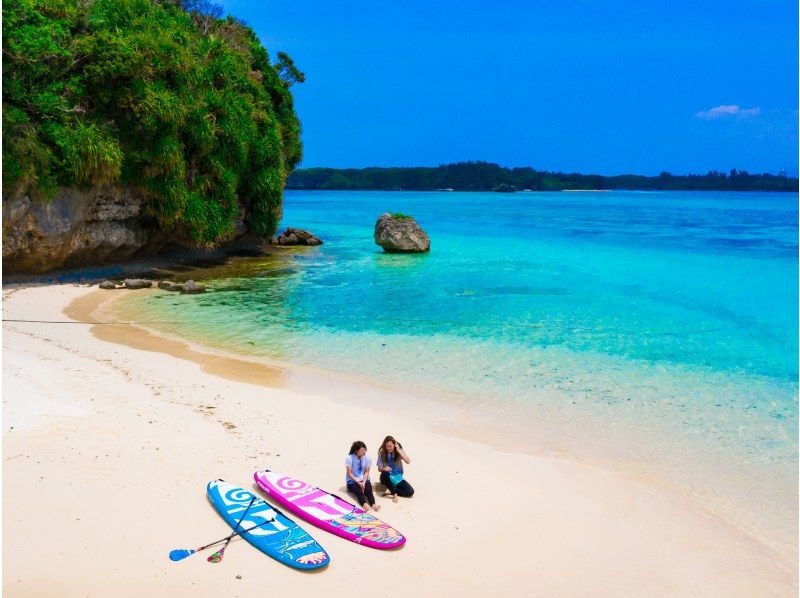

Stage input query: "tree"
[
  {"left": 275, "top": 51, "right": 306, "bottom": 87},
  {"left": 3, "top": 0, "right": 305, "bottom": 243}
]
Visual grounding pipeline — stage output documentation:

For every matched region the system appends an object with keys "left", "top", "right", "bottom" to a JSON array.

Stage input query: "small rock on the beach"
[
  {"left": 157, "top": 280, "right": 185, "bottom": 292},
  {"left": 181, "top": 279, "right": 206, "bottom": 294},
  {"left": 99, "top": 280, "right": 119, "bottom": 290},
  {"left": 123, "top": 278, "right": 152, "bottom": 290}
]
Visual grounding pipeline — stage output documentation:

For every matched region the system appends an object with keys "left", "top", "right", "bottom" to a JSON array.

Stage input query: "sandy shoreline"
[
  {"left": 103, "top": 284, "right": 799, "bottom": 557},
  {"left": 3, "top": 284, "right": 797, "bottom": 596}
]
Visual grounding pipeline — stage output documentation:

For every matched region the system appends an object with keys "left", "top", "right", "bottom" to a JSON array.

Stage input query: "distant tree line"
[{"left": 286, "top": 162, "right": 798, "bottom": 192}]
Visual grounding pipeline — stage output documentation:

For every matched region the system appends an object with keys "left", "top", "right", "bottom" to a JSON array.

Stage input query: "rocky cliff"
[
  {"left": 3, "top": 0, "right": 301, "bottom": 274},
  {"left": 2, "top": 186, "right": 250, "bottom": 274}
]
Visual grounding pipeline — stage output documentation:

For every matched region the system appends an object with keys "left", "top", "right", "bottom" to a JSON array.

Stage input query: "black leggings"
[
  {"left": 380, "top": 471, "right": 415, "bottom": 497},
  {"left": 346, "top": 479, "right": 376, "bottom": 506}
]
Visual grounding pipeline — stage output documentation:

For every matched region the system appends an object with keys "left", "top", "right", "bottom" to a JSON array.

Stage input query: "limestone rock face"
[
  {"left": 2, "top": 186, "right": 162, "bottom": 274},
  {"left": 2, "top": 184, "right": 273, "bottom": 275},
  {"left": 275, "top": 228, "right": 322, "bottom": 246},
  {"left": 373, "top": 213, "right": 430, "bottom": 253}
]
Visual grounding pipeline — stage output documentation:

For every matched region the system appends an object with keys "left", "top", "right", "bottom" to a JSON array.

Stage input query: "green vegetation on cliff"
[
  {"left": 3, "top": 0, "right": 303, "bottom": 243},
  {"left": 287, "top": 162, "right": 798, "bottom": 192}
]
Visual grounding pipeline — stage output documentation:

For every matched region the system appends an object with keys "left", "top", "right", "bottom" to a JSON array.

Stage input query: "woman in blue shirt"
[
  {"left": 376, "top": 435, "right": 414, "bottom": 502},
  {"left": 345, "top": 440, "right": 380, "bottom": 511}
]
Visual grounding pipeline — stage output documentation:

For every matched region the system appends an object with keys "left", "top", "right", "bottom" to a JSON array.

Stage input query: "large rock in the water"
[
  {"left": 275, "top": 228, "right": 323, "bottom": 246},
  {"left": 374, "top": 213, "right": 430, "bottom": 253}
]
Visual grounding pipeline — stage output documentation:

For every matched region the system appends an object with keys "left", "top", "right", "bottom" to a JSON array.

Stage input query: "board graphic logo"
[{"left": 217, "top": 484, "right": 288, "bottom": 536}]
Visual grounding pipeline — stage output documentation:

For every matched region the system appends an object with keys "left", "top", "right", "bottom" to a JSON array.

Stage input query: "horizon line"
[{"left": 293, "top": 161, "right": 799, "bottom": 179}]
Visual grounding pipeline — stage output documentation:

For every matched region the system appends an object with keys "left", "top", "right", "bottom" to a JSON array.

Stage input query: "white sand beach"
[{"left": 2, "top": 284, "right": 797, "bottom": 596}]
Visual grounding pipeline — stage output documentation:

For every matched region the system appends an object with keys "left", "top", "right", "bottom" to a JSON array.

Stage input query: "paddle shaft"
[
  {"left": 205, "top": 497, "right": 254, "bottom": 554},
  {"left": 194, "top": 514, "right": 278, "bottom": 552},
  {"left": 215, "top": 497, "right": 256, "bottom": 555}
]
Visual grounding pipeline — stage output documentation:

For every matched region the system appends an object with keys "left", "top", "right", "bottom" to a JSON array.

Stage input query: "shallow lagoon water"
[{"left": 114, "top": 190, "right": 798, "bottom": 550}]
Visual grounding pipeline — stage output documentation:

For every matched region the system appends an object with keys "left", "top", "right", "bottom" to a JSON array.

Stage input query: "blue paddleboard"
[{"left": 206, "top": 480, "right": 330, "bottom": 569}]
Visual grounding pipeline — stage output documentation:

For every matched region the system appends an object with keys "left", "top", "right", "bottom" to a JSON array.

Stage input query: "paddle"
[
  {"left": 169, "top": 517, "right": 288, "bottom": 562},
  {"left": 170, "top": 498, "right": 259, "bottom": 562},
  {"left": 207, "top": 497, "right": 256, "bottom": 563}
]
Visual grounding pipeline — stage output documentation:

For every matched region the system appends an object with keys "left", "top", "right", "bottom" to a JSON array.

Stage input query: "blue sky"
[{"left": 223, "top": 1, "right": 798, "bottom": 175}]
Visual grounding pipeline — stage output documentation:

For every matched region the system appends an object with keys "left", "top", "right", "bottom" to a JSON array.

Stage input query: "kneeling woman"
[
  {"left": 377, "top": 435, "right": 414, "bottom": 502},
  {"left": 345, "top": 440, "right": 380, "bottom": 511}
]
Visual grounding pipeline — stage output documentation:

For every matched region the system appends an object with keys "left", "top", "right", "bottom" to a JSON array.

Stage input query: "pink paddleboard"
[{"left": 254, "top": 470, "right": 406, "bottom": 550}]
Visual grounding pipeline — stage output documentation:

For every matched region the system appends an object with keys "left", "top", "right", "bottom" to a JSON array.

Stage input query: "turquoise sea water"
[{"left": 115, "top": 190, "right": 798, "bottom": 547}]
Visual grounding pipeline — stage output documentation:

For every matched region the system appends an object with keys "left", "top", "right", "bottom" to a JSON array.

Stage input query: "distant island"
[{"left": 286, "top": 162, "right": 798, "bottom": 192}]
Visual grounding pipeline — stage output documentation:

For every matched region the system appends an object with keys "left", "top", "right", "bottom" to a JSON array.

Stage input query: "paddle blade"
[
  {"left": 207, "top": 547, "right": 225, "bottom": 563},
  {"left": 169, "top": 549, "right": 195, "bottom": 561}
]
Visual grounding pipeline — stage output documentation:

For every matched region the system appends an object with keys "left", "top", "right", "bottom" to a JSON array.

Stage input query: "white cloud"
[{"left": 695, "top": 105, "right": 762, "bottom": 120}]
